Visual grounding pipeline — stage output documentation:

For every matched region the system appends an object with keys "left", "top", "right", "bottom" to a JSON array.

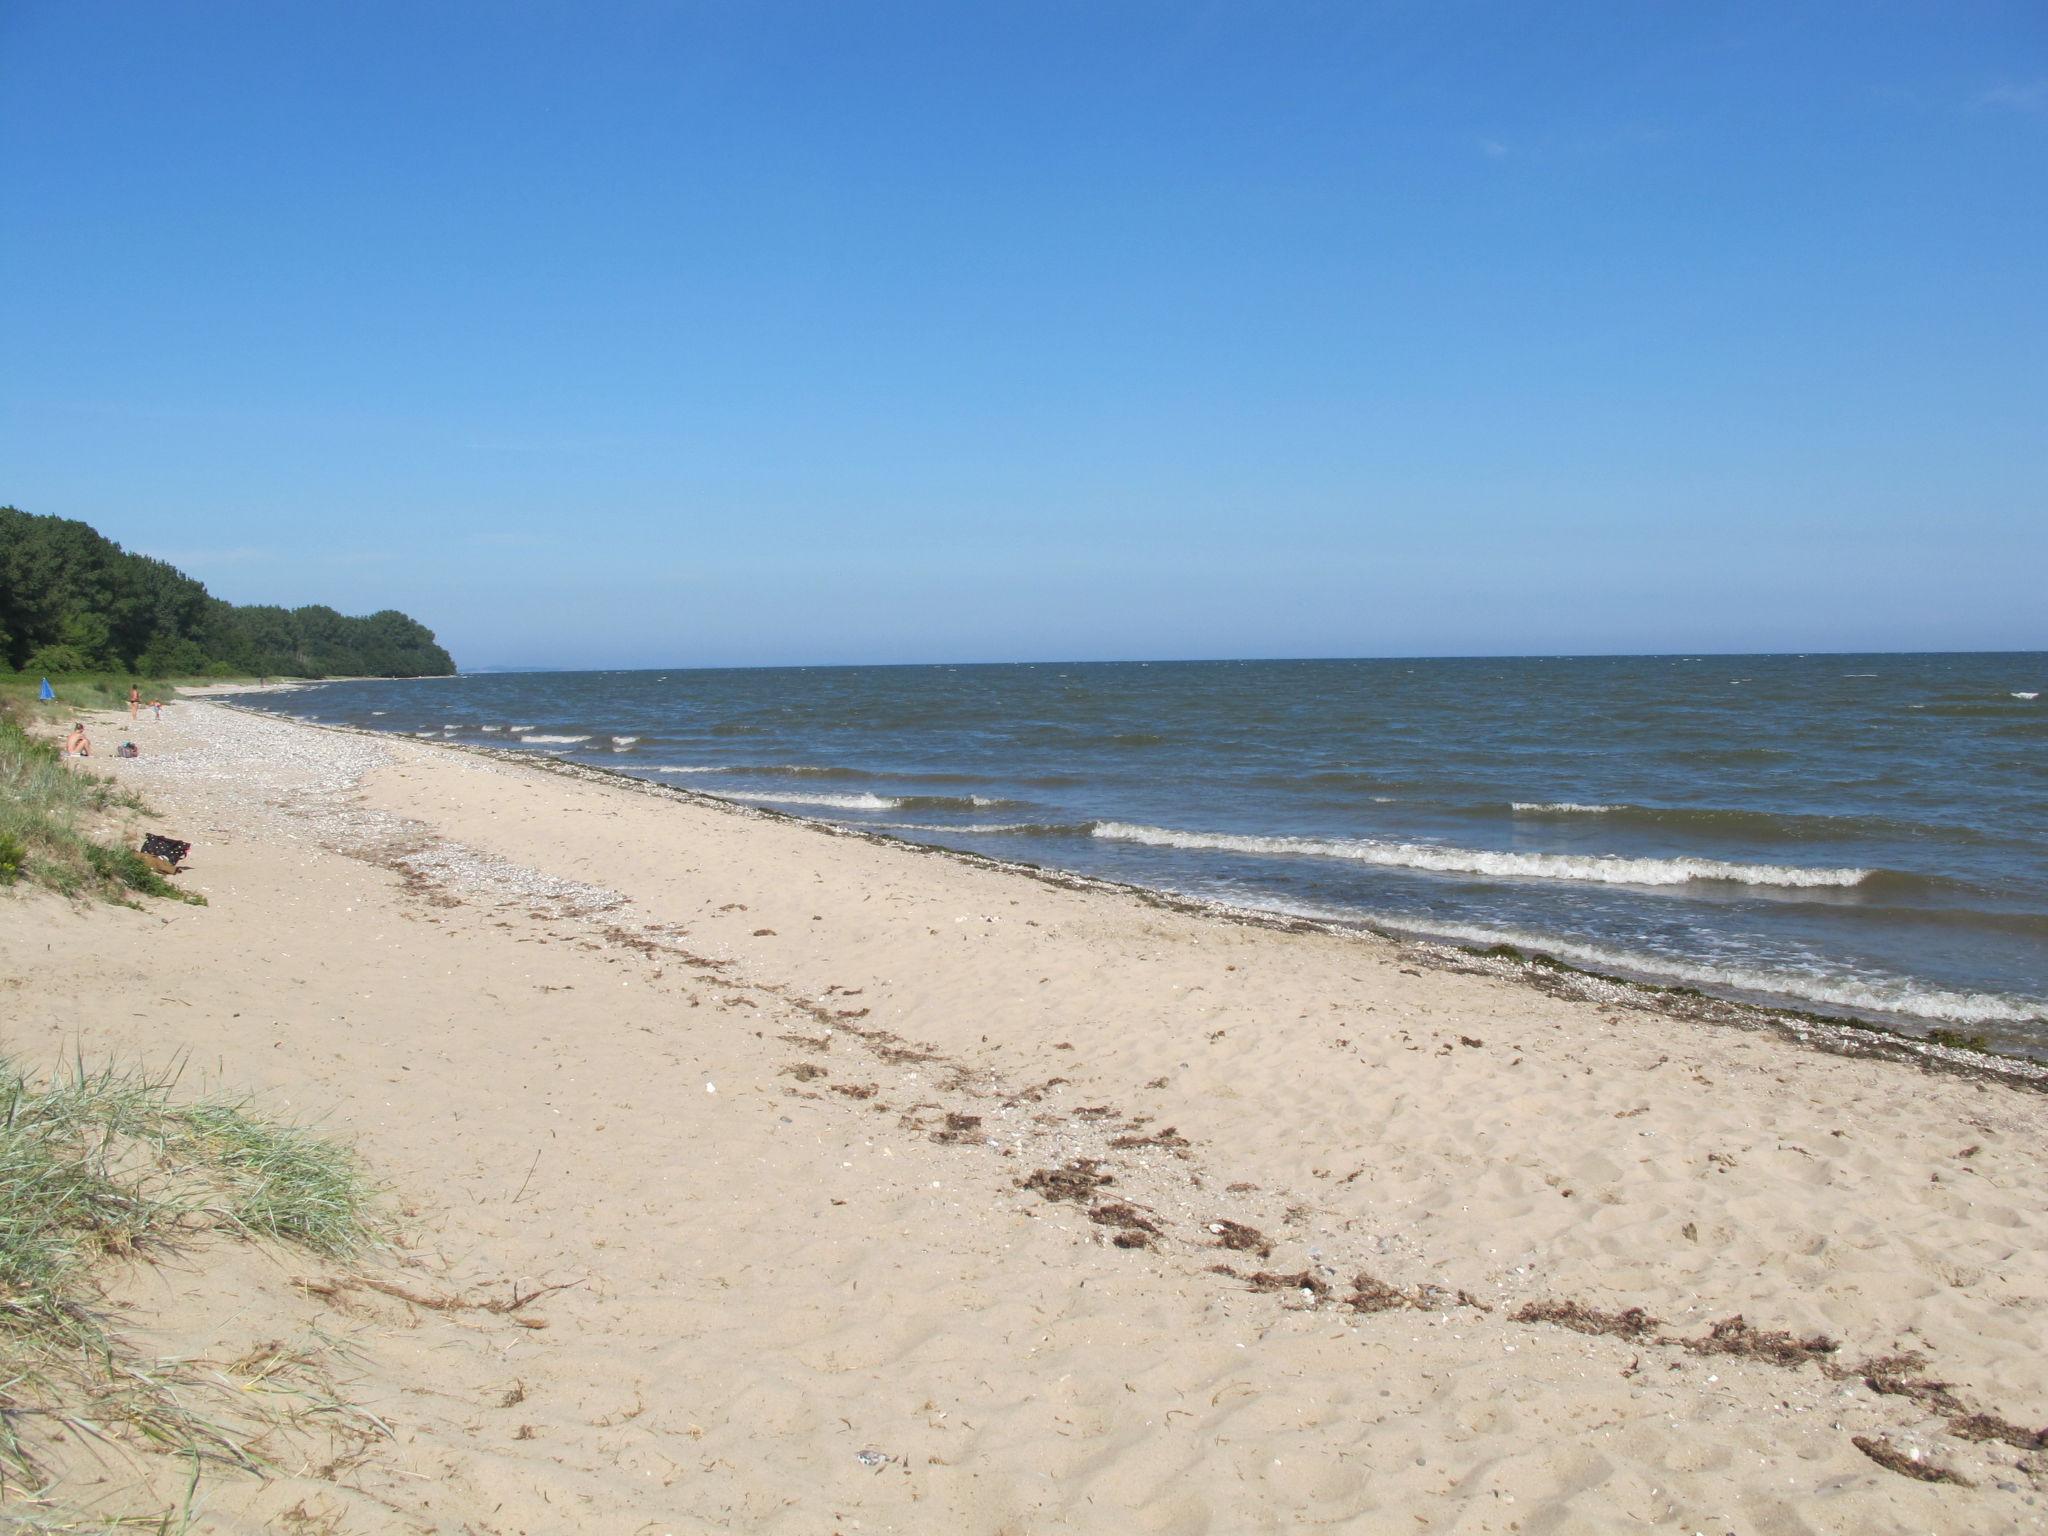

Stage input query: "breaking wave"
[
  {"left": 1403, "top": 921, "right": 2045, "bottom": 1028},
  {"left": 871, "top": 820, "right": 1100, "bottom": 838},
  {"left": 519, "top": 733, "right": 590, "bottom": 745},
  {"left": 728, "top": 790, "right": 899, "bottom": 811},
  {"left": 1090, "top": 822, "right": 1873, "bottom": 889}
]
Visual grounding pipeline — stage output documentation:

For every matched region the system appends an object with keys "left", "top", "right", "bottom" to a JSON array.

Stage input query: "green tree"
[{"left": 0, "top": 506, "right": 456, "bottom": 678}]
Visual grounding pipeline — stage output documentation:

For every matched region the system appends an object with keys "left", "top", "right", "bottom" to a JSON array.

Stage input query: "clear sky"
[{"left": 3, "top": 2, "right": 2043, "bottom": 669}]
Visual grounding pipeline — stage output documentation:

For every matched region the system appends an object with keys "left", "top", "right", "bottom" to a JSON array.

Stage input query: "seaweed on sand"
[
  {"left": 1243, "top": 1270, "right": 1331, "bottom": 1299},
  {"left": 1019, "top": 1161, "right": 1114, "bottom": 1204},
  {"left": 1205, "top": 1220, "right": 1272, "bottom": 1258},
  {"left": 1088, "top": 1203, "right": 1162, "bottom": 1250},
  {"left": 1851, "top": 1435, "right": 1972, "bottom": 1486},
  {"left": 1346, "top": 1273, "right": 1426, "bottom": 1314},
  {"left": 1676, "top": 1315, "right": 1837, "bottom": 1367},
  {"left": 1512, "top": 1299, "right": 1661, "bottom": 1339}
]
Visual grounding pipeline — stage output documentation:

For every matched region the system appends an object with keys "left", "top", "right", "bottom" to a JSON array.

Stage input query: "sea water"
[{"left": 239, "top": 653, "right": 2048, "bottom": 1053}]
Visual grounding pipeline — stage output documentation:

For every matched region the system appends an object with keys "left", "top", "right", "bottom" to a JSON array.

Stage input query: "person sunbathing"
[{"left": 65, "top": 724, "right": 91, "bottom": 757}]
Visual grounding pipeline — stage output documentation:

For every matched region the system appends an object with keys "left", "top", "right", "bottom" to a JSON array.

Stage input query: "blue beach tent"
[{"left": 38, "top": 678, "right": 54, "bottom": 701}]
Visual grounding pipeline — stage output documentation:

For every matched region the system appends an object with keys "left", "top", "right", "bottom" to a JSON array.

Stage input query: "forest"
[{"left": 0, "top": 506, "right": 456, "bottom": 679}]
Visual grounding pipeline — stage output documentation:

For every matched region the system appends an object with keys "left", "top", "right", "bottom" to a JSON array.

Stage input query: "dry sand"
[{"left": 4, "top": 698, "right": 2045, "bottom": 1534}]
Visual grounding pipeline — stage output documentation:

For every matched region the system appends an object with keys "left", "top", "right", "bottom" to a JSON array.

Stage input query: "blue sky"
[{"left": 3, "top": 1, "right": 2043, "bottom": 668}]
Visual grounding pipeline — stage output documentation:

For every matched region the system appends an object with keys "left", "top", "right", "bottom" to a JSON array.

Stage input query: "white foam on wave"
[
  {"left": 478, "top": 724, "right": 502, "bottom": 732},
  {"left": 2016, "top": 692, "right": 2040, "bottom": 701},
  {"left": 873, "top": 820, "right": 1044, "bottom": 834},
  {"left": 730, "top": 790, "right": 900, "bottom": 811},
  {"left": 370, "top": 710, "right": 387, "bottom": 716},
  {"left": 1090, "top": 821, "right": 1871, "bottom": 889},
  {"left": 611, "top": 735, "right": 641, "bottom": 748},
  {"left": 1405, "top": 921, "right": 2044, "bottom": 1027},
  {"left": 519, "top": 733, "right": 591, "bottom": 745},
  {"left": 1199, "top": 895, "right": 2040, "bottom": 1028},
  {"left": 1511, "top": 802, "right": 1622, "bottom": 814},
  {"left": 645, "top": 764, "right": 721, "bottom": 774}
]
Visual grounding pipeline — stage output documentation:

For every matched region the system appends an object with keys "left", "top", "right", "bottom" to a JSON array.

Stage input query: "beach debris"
[
  {"left": 1087, "top": 1202, "right": 1162, "bottom": 1249},
  {"left": 1344, "top": 1272, "right": 1427, "bottom": 1314},
  {"left": 1851, "top": 1436, "right": 1972, "bottom": 1486},
  {"left": 1242, "top": 1270, "right": 1331, "bottom": 1301},
  {"left": 1206, "top": 1220, "right": 1273, "bottom": 1258},
  {"left": 1676, "top": 1315, "right": 1837, "bottom": 1367},
  {"left": 1947, "top": 1411, "right": 2048, "bottom": 1452},
  {"left": 295, "top": 1273, "right": 582, "bottom": 1320},
  {"left": 928, "top": 1112, "right": 984, "bottom": 1145},
  {"left": 854, "top": 1449, "right": 892, "bottom": 1469},
  {"left": 1019, "top": 1160, "right": 1114, "bottom": 1204},
  {"left": 868, "top": 1032, "right": 945, "bottom": 1066},
  {"left": 780, "top": 1062, "right": 827, "bottom": 1082},
  {"left": 1110, "top": 1124, "right": 1192, "bottom": 1158},
  {"left": 1004, "top": 1075, "right": 1071, "bottom": 1105},
  {"left": 1512, "top": 1299, "right": 1660, "bottom": 1340}
]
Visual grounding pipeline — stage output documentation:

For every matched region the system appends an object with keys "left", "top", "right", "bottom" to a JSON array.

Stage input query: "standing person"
[
  {"left": 149, "top": 698, "right": 163, "bottom": 721},
  {"left": 129, "top": 684, "right": 140, "bottom": 719}
]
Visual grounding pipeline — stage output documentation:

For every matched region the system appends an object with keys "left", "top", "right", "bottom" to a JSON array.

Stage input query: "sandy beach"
[{"left": 4, "top": 697, "right": 2045, "bottom": 1534}]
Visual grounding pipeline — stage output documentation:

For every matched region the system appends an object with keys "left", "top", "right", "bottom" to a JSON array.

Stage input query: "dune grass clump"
[
  {"left": 0, "top": 1057, "right": 380, "bottom": 1507},
  {"left": 0, "top": 702, "right": 200, "bottom": 906}
]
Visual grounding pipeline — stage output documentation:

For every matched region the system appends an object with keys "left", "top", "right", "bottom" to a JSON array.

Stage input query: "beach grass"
[
  {"left": 0, "top": 672, "right": 300, "bottom": 733},
  {"left": 0, "top": 700, "right": 203, "bottom": 907},
  {"left": 0, "top": 674, "right": 193, "bottom": 721},
  {"left": 0, "top": 1055, "right": 381, "bottom": 1512}
]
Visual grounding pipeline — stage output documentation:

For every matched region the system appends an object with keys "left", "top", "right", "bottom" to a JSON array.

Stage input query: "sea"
[{"left": 229, "top": 653, "right": 2048, "bottom": 1055}]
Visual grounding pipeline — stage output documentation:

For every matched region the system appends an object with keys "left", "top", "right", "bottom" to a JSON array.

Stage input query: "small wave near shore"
[{"left": 1091, "top": 821, "right": 1874, "bottom": 890}]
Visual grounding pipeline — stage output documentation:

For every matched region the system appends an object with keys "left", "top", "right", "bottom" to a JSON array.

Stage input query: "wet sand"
[{"left": 4, "top": 698, "right": 2045, "bottom": 1533}]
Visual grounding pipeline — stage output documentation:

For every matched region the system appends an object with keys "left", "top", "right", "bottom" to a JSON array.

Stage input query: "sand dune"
[{"left": 3, "top": 699, "right": 2043, "bottom": 1533}]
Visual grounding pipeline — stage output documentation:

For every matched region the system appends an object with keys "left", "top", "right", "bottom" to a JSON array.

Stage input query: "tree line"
[{"left": 0, "top": 506, "right": 457, "bottom": 679}]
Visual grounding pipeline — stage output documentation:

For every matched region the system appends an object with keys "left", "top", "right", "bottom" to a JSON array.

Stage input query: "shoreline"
[
  {"left": 8, "top": 697, "right": 2046, "bottom": 1530},
  {"left": 213, "top": 697, "right": 2048, "bottom": 1087}
]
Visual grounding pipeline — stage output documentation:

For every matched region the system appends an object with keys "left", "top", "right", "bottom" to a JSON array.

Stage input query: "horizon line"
[{"left": 450, "top": 645, "right": 2048, "bottom": 676}]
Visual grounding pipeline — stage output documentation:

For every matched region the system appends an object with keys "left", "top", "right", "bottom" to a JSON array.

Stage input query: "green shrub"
[{"left": 0, "top": 701, "right": 201, "bottom": 905}]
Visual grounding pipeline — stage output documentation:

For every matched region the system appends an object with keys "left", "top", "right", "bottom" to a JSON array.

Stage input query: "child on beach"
[{"left": 149, "top": 699, "right": 163, "bottom": 721}]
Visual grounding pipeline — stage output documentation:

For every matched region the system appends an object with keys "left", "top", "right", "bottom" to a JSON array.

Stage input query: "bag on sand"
[{"left": 140, "top": 833, "right": 191, "bottom": 868}]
